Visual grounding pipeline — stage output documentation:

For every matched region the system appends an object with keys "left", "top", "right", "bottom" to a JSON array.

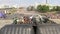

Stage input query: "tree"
[
  {"left": 27, "top": 6, "right": 35, "bottom": 11},
  {"left": 56, "top": 6, "right": 60, "bottom": 11},
  {"left": 37, "top": 5, "right": 49, "bottom": 13},
  {"left": 51, "top": 6, "right": 60, "bottom": 11},
  {"left": 37, "top": 5, "right": 42, "bottom": 11},
  {"left": 51, "top": 6, "right": 56, "bottom": 11},
  {"left": 55, "top": 6, "right": 60, "bottom": 13},
  {"left": 8, "top": 7, "right": 17, "bottom": 14}
]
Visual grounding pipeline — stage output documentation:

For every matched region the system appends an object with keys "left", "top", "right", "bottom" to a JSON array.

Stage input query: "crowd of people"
[
  {"left": 13, "top": 14, "right": 50, "bottom": 24},
  {"left": 48, "top": 14, "right": 60, "bottom": 19},
  {"left": 0, "top": 12, "right": 58, "bottom": 24},
  {"left": 41, "top": 13, "right": 60, "bottom": 19},
  {"left": 0, "top": 12, "right": 60, "bottom": 19}
]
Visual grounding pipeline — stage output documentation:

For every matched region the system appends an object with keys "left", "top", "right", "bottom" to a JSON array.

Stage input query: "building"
[{"left": 34, "top": 3, "right": 60, "bottom": 10}]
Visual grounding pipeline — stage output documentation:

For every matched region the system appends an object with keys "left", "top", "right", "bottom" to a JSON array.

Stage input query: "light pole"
[{"left": 46, "top": 0, "right": 48, "bottom": 4}]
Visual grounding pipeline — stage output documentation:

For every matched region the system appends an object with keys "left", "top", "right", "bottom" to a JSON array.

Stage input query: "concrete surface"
[
  {"left": 0, "top": 20, "right": 13, "bottom": 29},
  {"left": 49, "top": 19, "right": 60, "bottom": 24}
]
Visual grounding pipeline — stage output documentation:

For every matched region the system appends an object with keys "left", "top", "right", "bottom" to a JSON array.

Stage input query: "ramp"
[
  {"left": 0, "top": 24, "right": 34, "bottom": 34},
  {"left": 37, "top": 24, "right": 60, "bottom": 34}
]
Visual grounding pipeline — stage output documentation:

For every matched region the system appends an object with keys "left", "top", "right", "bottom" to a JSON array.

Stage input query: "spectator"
[
  {"left": 0, "top": 12, "right": 6, "bottom": 18},
  {"left": 13, "top": 17, "right": 18, "bottom": 24}
]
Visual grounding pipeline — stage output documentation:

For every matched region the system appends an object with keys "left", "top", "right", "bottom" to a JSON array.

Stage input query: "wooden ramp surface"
[
  {"left": 37, "top": 24, "right": 60, "bottom": 34},
  {"left": 0, "top": 24, "right": 34, "bottom": 34}
]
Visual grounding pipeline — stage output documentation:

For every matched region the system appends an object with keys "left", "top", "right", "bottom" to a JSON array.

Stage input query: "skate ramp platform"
[
  {"left": 37, "top": 24, "right": 60, "bottom": 34},
  {"left": 0, "top": 24, "right": 34, "bottom": 34}
]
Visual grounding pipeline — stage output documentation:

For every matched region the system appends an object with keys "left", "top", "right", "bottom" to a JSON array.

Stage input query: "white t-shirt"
[{"left": 30, "top": 16, "right": 33, "bottom": 19}]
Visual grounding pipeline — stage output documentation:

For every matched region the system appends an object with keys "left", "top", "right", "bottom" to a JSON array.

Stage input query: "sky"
[{"left": 0, "top": 0, "right": 60, "bottom": 7}]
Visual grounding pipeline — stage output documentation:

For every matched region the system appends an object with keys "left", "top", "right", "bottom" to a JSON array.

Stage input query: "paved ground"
[
  {"left": 0, "top": 20, "right": 13, "bottom": 29},
  {"left": 49, "top": 19, "right": 60, "bottom": 24}
]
